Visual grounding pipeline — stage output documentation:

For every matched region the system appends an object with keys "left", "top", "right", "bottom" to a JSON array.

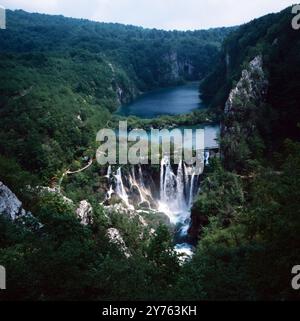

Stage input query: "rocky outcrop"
[
  {"left": 106, "top": 228, "right": 131, "bottom": 258},
  {"left": 38, "top": 187, "right": 96, "bottom": 226},
  {"left": 221, "top": 55, "right": 269, "bottom": 171},
  {"left": 108, "top": 61, "right": 138, "bottom": 106},
  {"left": 162, "top": 51, "right": 197, "bottom": 83},
  {"left": 178, "top": 60, "right": 195, "bottom": 78},
  {"left": 189, "top": 56, "right": 269, "bottom": 240},
  {"left": 0, "top": 182, "right": 32, "bottom": 221},
  {"left": 104, "top": 203, "right": 147, "bottom": 227},
  {"left": 167, "top": 51, "right": 180, "bottom": 81},
  {"left": 224, "top": 55, "right": 268, "bottom": 114},
  {"left": 76, "top": 200, "right": 93, "bottom": 225},
  {"left": 38, "top": 186, "right": 73, "bottom": 205}
]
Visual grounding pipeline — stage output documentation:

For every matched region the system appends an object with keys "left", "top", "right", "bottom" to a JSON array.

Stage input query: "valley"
[{"left": 0, "top": 6, "right": 300, "bottom": 301}]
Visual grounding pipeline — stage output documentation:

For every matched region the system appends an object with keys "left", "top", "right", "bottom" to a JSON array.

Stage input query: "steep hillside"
[
  {"left": 186, "top": 6, "right": 300, "bottom": 300},
  {"left": 201, "top": 6, "right": 300, "bottom": 150}
]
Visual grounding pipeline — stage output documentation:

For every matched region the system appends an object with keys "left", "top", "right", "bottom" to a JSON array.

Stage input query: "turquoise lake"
[
  {"left": 117, "top": 82, "right": 204, "bottom": 118},
  {"left": 117, "top": 82, "right": 219, "bottom": 149}
]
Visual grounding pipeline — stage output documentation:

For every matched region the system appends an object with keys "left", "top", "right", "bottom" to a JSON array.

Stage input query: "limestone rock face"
[
  {"left": 221, "top": 55, "right": 269, "bottom": 168},
  {"left": 106, "top": 228, "right": 131, "bottom": 258},
  {"left": 168, "top": 51, "right": 180, "bottom": 81},
  {"left": 0, "top": 182, "right": 32, "bottom": 221},
  {"left": 76, "top": 200, "right": 93, "bottom": 225},
  {"left": 224, "top": 55, "right": 268, "bottom": 114},
  {"left": 162, "top": 51, "right": 196, "bottom": 83}
]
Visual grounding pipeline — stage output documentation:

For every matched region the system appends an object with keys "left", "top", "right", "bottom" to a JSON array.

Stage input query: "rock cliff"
[{"left": 0, "top": 182, "right": 32, "bottom": 221}]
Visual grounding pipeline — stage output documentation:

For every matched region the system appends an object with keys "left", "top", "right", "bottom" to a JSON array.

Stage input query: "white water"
[
  {"left": 189, "top": 172, "right": 196, "bottom": 209},
  {"left": 129, "top": 166, "right": 153, "bottom": 208},
  {"left": 204, "top": 151, "right": 210, "bottom": 166},
  {"left": 105, "top": 154, "right": 209, "bottom": 258},
  {"left": 159, "top": 157, "right": 189, "bottom": 225},
  {"left": 114, "top": 168, "right": 134, "bottom": 210},
  {"left": 158, "top": 156, "right": 204, "bottom": 260},
  {"left": 106, "top": 185, "right": 114, "bottom": 200},
  {"left": 105, "top": 165, "right": 112, "bottom": 179},
  {"left": 174, "top": 243, "right": 194, "bottom": 262},
  {"left": 158, "top": 156, "right": 203, "bottom": 226}
]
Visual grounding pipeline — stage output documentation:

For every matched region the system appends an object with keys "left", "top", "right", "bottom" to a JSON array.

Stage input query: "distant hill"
[{"left": 0, "top": 9, "right": 232, "bottom": 180}]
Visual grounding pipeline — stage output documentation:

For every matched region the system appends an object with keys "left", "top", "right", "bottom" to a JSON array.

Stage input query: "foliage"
[
  {"left": 0, "top": 7, "right": 300, "bottom": 302},
  {"left": 180, "top": 142, "right": 300, "bottom": 300},
  {"left": 201, "top": 7, "right": 300, "bottom": 148}
]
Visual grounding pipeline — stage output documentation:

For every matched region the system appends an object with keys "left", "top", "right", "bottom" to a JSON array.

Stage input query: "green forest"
[{"left": 0, "top": 6, "right": 300, "bottom": 301}]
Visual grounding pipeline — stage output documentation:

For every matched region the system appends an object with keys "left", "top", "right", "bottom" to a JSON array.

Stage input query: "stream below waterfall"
[{"left": 111, "top": 82, "right": 219, "bottom": 259}]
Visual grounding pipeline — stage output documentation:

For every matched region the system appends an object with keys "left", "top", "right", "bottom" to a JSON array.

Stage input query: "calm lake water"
[
  {"left": 117, "top": 82, "right": 219, "bottom": 149},
  {"left": 117, "top": 82, "right": 204, "bottom": 118}
]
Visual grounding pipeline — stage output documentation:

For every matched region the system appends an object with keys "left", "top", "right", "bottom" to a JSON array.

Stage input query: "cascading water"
[
  {"left": 189, "top": 172, "right": 196, "bottom": 209},
  {"left": 114, "top": 167, "right": 133, "bottom": 210},
  {"left": 204, "top": 151, "right": 210, "bottom": 166},
  {"left": 129, "top": 169, "right": 144, "bottom": 204},
  {"left": 105, "top": 165, "right": 112, "bottom": 179},
  {"left": 158, "top": 156, "right": 204, "bottom": 256},
  {"left": 137, "top": 165, "right": 153, "bottom": 203},
  {"left": 159, "top": 157, "right": 189, "bottom": 224},
  {"left": 176, "top": 160, "right": 186, "bottom": 211},
  {"left": 104, "top": 153, "right": 208, "bottom": 259},
  {"left": 129, "top": 166, "right": 152, "bottom": 208},
  {"left": 106, "top": 185, "right": 114, "bottom": 200}
]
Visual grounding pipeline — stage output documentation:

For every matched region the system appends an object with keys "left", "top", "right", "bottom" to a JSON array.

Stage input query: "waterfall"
[
  {"left": 107, "top": 185, "right": 114, "bottom": 200},
  {"left": 158, "top": 156, "right": 201, "bottom": 230},
  {"left": 114, "top": 167, "right": 133, "bottom": 209},
  {"left": 160, "top": 157, "right": 165, "bottom": 201},
  {"left": 131, "top": 166, "right": 137, "bottom": 183},
  {"left": 158, "top": 156, "right": 179, "bottom": 224},
  {"left": 162, "top": 158, "right": 177, "bottom": 204},
  {"left": 138, "top": 165, "right": 152, "bottom": 200},
  {"left": 188, "top": 172, "right": 196, "bottom": 209},
  {"left": 204, "top": 150, "right": 210, "bottom": 166},
  {"left": 106, "top": 159, "right": 202, "bottom": 224},
  {"left": 138, "top": 165, "right": 145, "bottom": 189},
  {"left": 129, "top": 167, "right": 146, "bottom": 205},
  {"left": 183, "top": 162, "right": 189, "bottom": 199},
  {"left": 176, "top": 160, "right": 186, "bottom": 211},
  {"left": 103, "top": 157, "right": 206, "bottom": 260},
  {"left": 104, "top": 155, "right": 205, "bottom": 259},
  {"left": 105, "top": 165, "right": 112, "bottom": 179},
  {"left": 108, "top": 165, "right": 154, "bottom": 210}
]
